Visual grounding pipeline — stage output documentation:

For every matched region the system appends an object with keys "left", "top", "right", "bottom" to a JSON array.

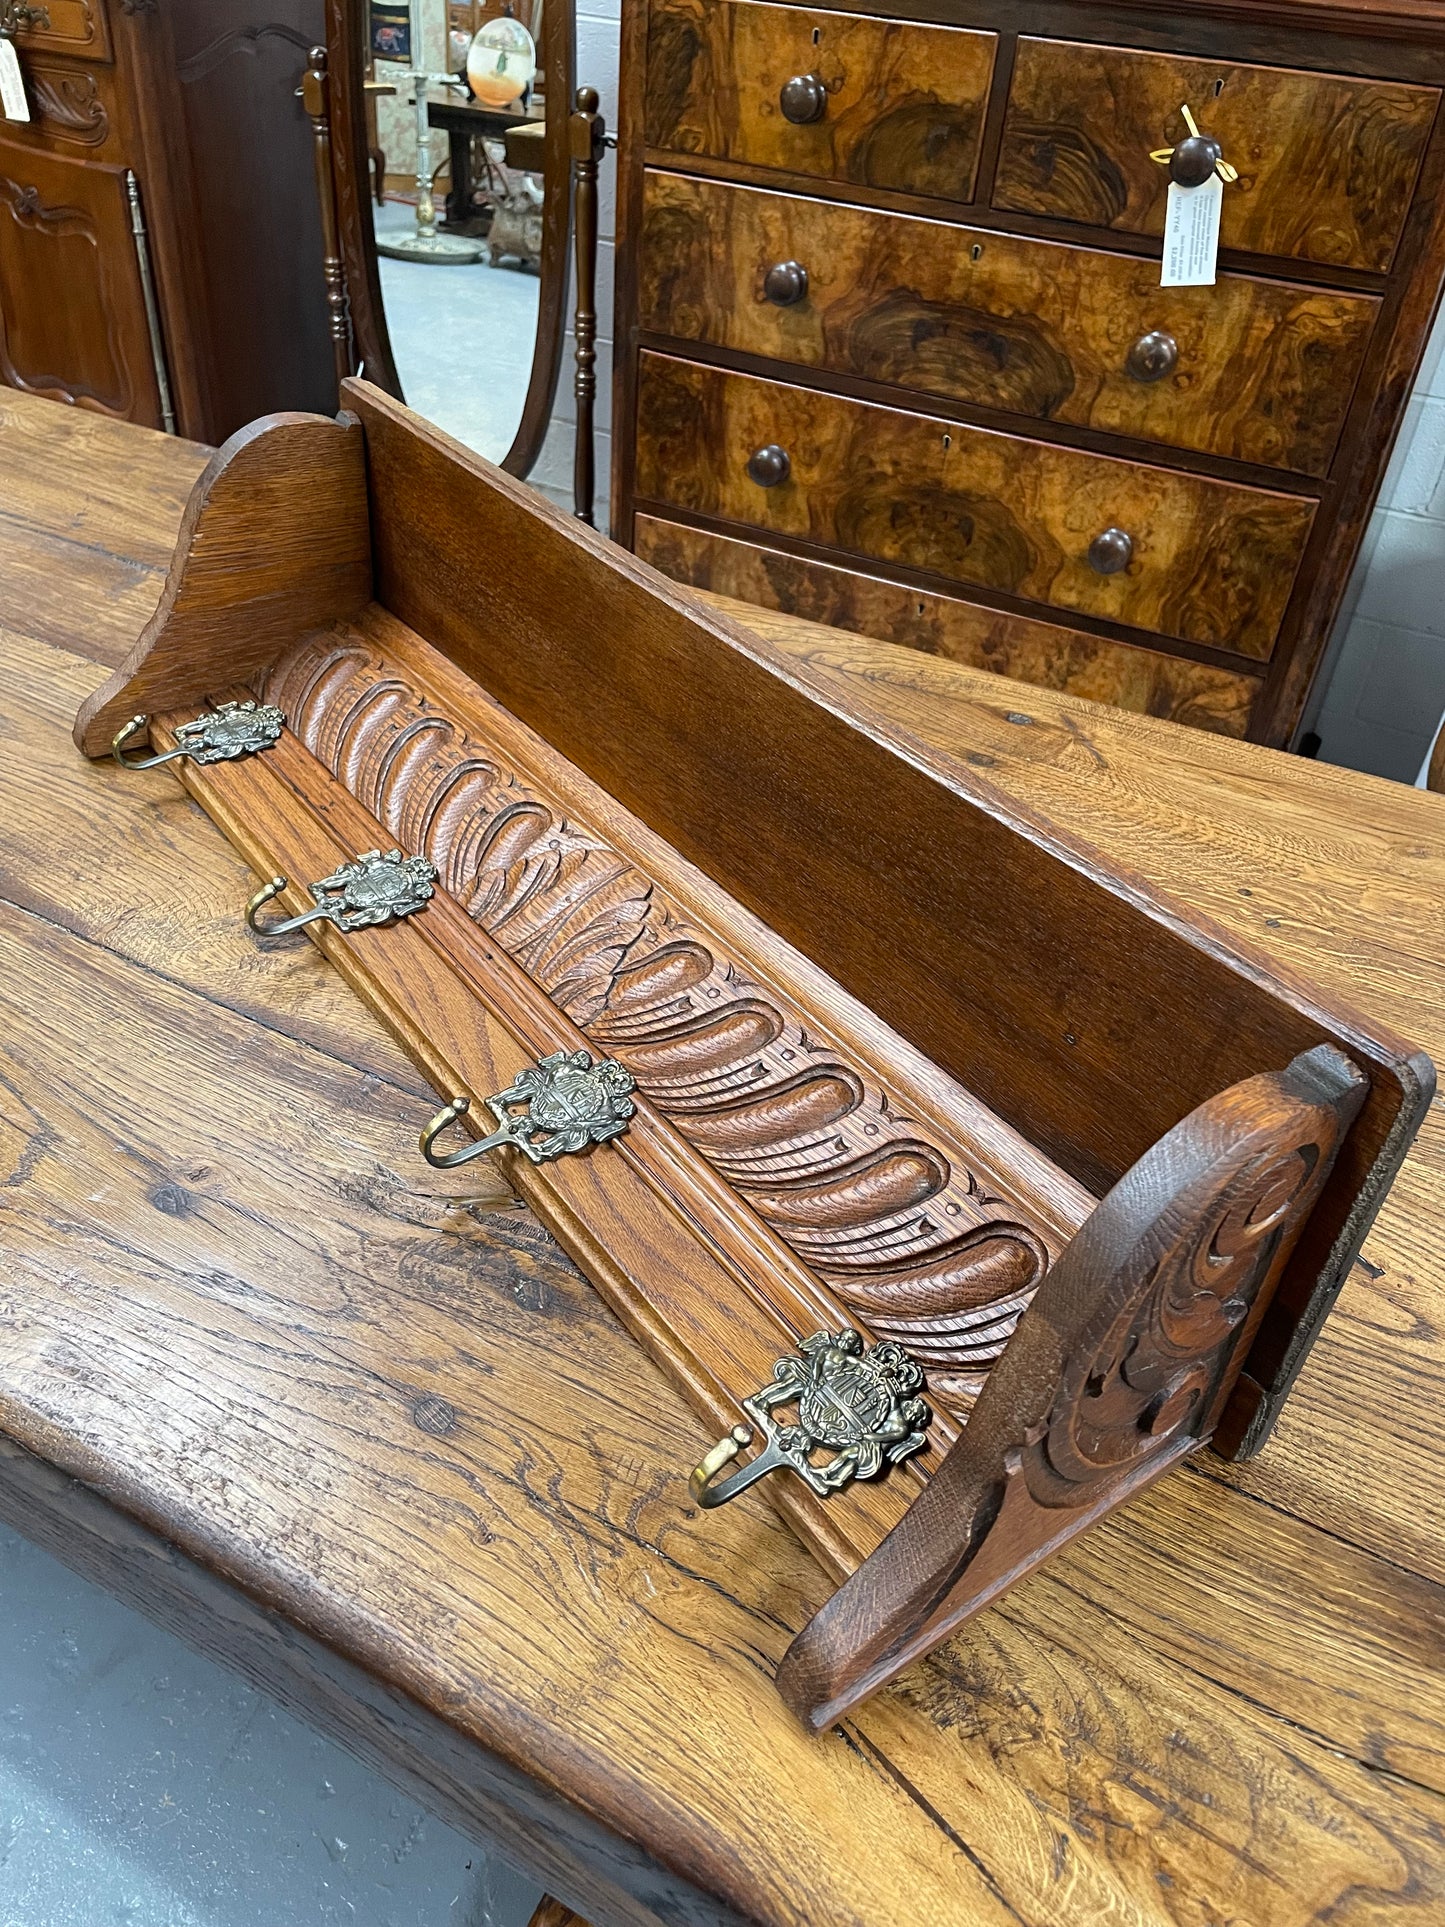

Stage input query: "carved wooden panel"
[
  {"left": 10, "top": 0, "right": 109, "bottom": 63},
  {"left": 0, "top": 138, "right": 161, "bottom": 425},
  {"left": 634, "top": 515, "right": 1262, "bottom": 737},
  {"left": 995, "top": 39, "right": 1439, "bottom": 273},
  {"left": 639, "top": 170, "right": 1380, "bottom": 477},
  {"left": 261, "top": 616, "right": 1086, "bottom": 1413},
  {"left": 168, "top": 4, "right": 333, "bottom": 433},
  {"left": 635, "top": 352, "right": 1317, "bottom": 657},
  {"left": 644, "top": 0, "right": 996, "bottom": 201}
]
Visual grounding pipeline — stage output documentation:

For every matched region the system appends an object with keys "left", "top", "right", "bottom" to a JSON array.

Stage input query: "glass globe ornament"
[{"left": 467, "top": 10, "right": 537, "bottom": 108}]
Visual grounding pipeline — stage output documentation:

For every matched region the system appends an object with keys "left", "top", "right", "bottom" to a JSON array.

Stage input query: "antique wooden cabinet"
[
  {"left": 0, "top": 0, "right": 334, "bottom": 442},
  {"left": 610, "top": 0, "right": 1445, "bottom": 743}
]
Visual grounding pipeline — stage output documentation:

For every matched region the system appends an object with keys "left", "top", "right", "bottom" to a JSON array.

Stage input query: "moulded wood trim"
[{"left": 701, "top": 0, "right": 1445, "bottom": 63}]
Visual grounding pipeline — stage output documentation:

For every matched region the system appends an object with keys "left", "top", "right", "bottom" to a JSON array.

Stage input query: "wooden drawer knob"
[
  {"left": 764, "top": 260, "right": 809, "bottom": 305},
  {"left": 1088, "top": 527, "right": 1134, "bottom": 575},
  {"left": 1170, "top": 131, "right": 1224, "bottom": 188},
  {"left": 779, "top": 73, "right": 828, "bottom": 124},
  {"left": 1125, "top": 329, "right": 1178, "bottom": 383},
  {"left": 746, "top": 444, "right": 792, "bottom": 487}
]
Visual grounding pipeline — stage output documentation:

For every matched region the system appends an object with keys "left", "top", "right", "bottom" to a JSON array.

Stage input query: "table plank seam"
[
  {"left": 1028, "top": 1564, "right": 1445, "bottom": 1807},
  {"left": 0, "top": 887, "right": 433, "bottom": 1106},
  {"left": 842, "top": 1728, "right": 1032, "bottom": 1925},
  {"left": 0, "top": 506, "right": 169, "bottom": 577},
  {"left": 1185, "top": 1457, "right": 1445, "bottom": 1593}
]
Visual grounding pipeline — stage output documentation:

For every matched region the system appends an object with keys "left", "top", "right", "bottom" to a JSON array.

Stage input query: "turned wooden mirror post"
[{"left": 315, "top": 0, "right": 577, "bottom": 480}]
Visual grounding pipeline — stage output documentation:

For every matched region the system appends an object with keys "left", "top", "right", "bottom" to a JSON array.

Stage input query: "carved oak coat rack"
[{"left": 75, "top": 385, "right": 1433, "bottom": 1729}]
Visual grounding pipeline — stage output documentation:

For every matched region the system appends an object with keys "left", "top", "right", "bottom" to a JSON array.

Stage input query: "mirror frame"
[{"left": 323, "top": 0, "right": 576, "bottom": 479}]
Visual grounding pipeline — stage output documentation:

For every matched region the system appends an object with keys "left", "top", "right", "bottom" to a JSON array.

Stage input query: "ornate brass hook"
[
  {"left": 112, "top": 701, "right": 285, "bottom": 771},
  {"left": 689, "top": 1330, "right": 931, "bottom": 1509},
  {"left": 1, "top": 2, "right": 51, "bottom": 33},
  {"left": 246, "top": 848, "right": 438, "bottom": 938},
  {"left": 421, "top": 1049, "right": 637, "bottom": 1168}
]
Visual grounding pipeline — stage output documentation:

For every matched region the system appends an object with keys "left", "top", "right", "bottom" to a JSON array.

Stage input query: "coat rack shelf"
[{"left": 75, "top": 381, "right": 1433, "bottom": 1730}]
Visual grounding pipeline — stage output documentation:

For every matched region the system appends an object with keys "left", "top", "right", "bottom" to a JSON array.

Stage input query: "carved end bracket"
[
  {"left": 776, "top": 1043, "right": 1368, "bottom": 1731},
  {"left": 73, "top": 410, "right": 372, "bottom": 758}
]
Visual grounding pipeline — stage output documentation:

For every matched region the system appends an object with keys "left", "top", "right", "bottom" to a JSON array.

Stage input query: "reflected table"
[{"left": 428, "top": 93, "right": 547, "bottom": 228}]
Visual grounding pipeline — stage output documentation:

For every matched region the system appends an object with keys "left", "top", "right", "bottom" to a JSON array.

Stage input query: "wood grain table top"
[{"left": 1, "top": 388, "right": 1442, "bottom": 1927}]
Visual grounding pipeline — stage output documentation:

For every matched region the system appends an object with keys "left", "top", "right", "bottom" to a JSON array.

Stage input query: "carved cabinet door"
[{"left": 0, "top": 136, "right": 163, "bottom": 426}]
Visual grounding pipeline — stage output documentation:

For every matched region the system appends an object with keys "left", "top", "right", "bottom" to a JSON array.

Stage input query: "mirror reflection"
[{"left": 365, "top": 0, "right": 548, "bottom": 463}]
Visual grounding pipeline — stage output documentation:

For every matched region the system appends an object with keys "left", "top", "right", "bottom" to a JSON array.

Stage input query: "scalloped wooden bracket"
[
  {"left": 776, "top": 1043, "right": 1368, "bottom": 1729},
  {"left": 73, "top": 410, "right": 371, "bottom": 757}
]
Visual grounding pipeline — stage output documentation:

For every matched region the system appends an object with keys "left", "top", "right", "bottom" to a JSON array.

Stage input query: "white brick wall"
[
  {"left": 1305, "top": 303, "right": 1445, "bottom": 784},
  {"left": 539, "top": 7, "right": 1445, "bottom": 783}
]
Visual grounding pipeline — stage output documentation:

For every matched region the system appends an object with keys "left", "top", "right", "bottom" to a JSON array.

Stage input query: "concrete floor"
[
  {"left": 375, "top": 199, "right": 540, "bottom": 466},
  {"left": 0, "top": 1522, "right": 542, "bottom": 1927}
]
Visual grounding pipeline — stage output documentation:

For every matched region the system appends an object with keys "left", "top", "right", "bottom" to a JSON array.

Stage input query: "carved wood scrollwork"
[
  {"left": 775, "top": 1042, "right": 1368, "bottom": 1728},
  {"left": 263, "top": 632, "right": 1060, "bottom": 1412},
  {"left": 26, "top": 68, "right": 109, "bottom": 145},
  {"left": 176, "top": 21, "right": 313, "bottom": 86},
  {"left": 1020, "top": 1140, "right": 1318, "bottom": 1509}
]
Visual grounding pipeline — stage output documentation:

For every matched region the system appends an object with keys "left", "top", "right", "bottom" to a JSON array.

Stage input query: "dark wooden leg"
[
  {"left": 569, "top": 88, "right": 606, "bottom": 526},
  {"left": 445, "top": 124, "right": 472, "bottom": 226}
]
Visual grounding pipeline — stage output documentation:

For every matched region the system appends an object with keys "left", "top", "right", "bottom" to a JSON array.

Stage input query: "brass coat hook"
[
  {"left": 112, "top": 700, "right": 285, "bottom": 770},
  {"left": 1, "top": 2, "right": 51, "bottom": 32},
  {"left": 421, "top": 1049, "right": 636, "bottom": 1167},
  {"left": 246, "top": 848, "right": 438, "bottom": 938},
  {"left": 690, "top": 1330, "right": 930, "bottom": 1509}
]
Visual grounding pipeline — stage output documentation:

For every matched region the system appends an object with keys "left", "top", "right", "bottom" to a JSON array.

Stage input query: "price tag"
[
  {"left": 1161, "top": 174, "right": 1221, "bottom": 287},
  {"left": 0, "top": 38, "right": 28, "bottom": 123}
]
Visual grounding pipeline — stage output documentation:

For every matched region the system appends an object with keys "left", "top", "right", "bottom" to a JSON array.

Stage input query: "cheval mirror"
[{"left": 311, "top": 0, "right": 577, "bottom": 479}]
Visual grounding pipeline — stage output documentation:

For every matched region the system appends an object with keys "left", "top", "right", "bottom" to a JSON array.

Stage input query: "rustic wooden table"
[{"left": 2, "top": 389, "right": 1442, "bottom": 1927}]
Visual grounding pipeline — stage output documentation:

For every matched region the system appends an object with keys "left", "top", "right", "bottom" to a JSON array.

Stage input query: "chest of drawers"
[{"left": 610, "top": 0, "right": 1445, "bottom": 743}]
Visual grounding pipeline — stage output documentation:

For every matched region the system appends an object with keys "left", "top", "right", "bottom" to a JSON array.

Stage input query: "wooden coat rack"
[{"left": 75, "top": 383, "right": 1433, "bottom": 1730}]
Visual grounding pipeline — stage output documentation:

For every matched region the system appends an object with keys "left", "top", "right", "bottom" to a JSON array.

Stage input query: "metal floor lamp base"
[{"left": 376, "top": 227, "right": 484, "bottom": 264}]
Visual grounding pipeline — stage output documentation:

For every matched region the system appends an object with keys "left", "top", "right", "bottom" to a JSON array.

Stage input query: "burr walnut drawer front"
[
  {"left": 995, "top": 38, "right": 1439, "bottom": 273},
  {"left": 634, "top": 514, "right": 1263, "bottom": 738},
  {"left": 635, "top": 353, "right": 1317, "bottom": 657},
  {"left": 638, "top": 171, "right": 1379, "bottom": 476},
  {"left": 643, "top": 0, "right": 997, "bottom": 201}
]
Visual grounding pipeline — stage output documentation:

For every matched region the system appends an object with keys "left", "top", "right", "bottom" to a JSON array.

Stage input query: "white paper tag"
[
  {"left": 0, "top": 39, "right": 29, "bottom": 123},
  {"left": 1160, "top": 174, "right": 1221, "bottom": 287}
]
